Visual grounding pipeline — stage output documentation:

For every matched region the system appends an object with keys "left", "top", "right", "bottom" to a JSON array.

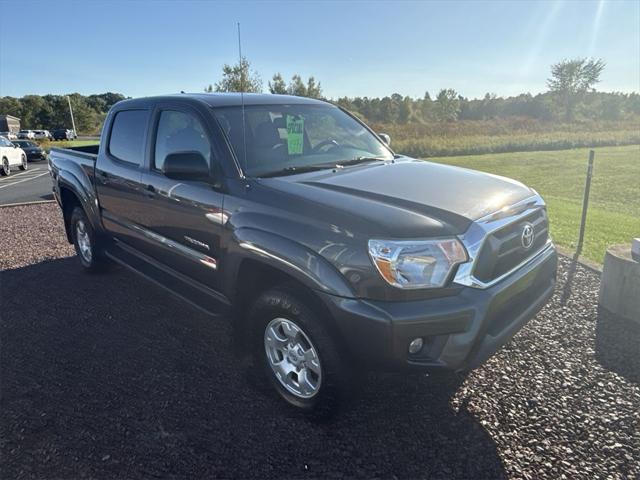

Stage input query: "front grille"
[{"left": 473, "top": 208, "right": 548, "bottom": 283}]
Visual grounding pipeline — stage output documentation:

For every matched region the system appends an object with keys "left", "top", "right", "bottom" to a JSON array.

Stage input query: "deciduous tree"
[
  {"left": 547, "top": 58, "right": 605, "bottom": 120},
  {"left": 214, "top": 57, "right": 263, "bottom": 93},
  {"left": 288, "top": 75, "right": 307, "bottom": 97},
  {"left": 433, "top": 89, "right": 460, "bottom": 122},
  {"left": 268, "top": 73, "right": 287, "bottom": 94}
]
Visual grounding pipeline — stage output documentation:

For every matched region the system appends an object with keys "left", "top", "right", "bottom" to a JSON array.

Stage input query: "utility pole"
[{"left": 66, "top": 95, "right": 77, "bottom": 137}]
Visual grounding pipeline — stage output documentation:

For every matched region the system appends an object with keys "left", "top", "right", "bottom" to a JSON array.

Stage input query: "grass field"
[
  {"left": 428, "top": 145, "right": 640, "bottom": 264},
  {"left": 378, "top": 118, "right": 640, "bottom": 158},
  {"left": 40, "top": 139, "right": 99, "bottom": 152}
]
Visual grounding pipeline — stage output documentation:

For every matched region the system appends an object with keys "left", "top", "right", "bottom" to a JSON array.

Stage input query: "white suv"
[
  {"left": 0, "top": 136, "right": 27, "bottom": 175},
  {"left": 18, "top": 130, "right": 35, "bottom": 139},
  {"left": 33, "top": 130, "right": 52, "bottom": 140}
]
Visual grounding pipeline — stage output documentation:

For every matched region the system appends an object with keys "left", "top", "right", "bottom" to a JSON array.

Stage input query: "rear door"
[
  {"left": 95, "top": 108, "right": 151, "bottom": 249},
  {"left": 138, "top": 102, "right": 227, "bottom": 291}
]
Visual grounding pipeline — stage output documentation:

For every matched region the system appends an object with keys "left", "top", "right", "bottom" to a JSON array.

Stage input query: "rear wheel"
[
  {"left": 70, "top": 207, "right": 109, "bottom": 272},
  {"left": 19, "top": 154, "right": 27, "bottom": 171},
  {"left": 249, "top": 286, "right": 351, "bottom": 414},
  {"left": 1, "top": 158, "right": 9, "bottom": 176}
]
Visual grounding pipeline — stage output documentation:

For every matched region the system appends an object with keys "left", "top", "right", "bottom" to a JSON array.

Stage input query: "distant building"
[{"left": 0, "top": 115, "right": 21, "bottom": 133}]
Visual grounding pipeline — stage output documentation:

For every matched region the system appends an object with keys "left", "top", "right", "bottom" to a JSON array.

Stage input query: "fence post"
[{"left": 575, "top": 150, "right": 595, "bottom": 259}]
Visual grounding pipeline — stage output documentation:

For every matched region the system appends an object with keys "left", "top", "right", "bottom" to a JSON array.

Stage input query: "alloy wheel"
[
  {"left": 75, "top": 219, "right": 93, "bottom": 263},
  {"left": 264, "top": 317, "right": 322, "bottom": 399}
]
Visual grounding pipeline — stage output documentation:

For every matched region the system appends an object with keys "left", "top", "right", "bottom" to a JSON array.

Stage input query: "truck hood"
[{"left": 256, "top": 158, "right": 535, "bottom": 237}]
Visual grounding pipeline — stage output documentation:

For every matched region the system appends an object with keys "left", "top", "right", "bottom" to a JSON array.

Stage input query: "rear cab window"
[{"left": 108, "top": 110, "right": 149, "bottom": 165}]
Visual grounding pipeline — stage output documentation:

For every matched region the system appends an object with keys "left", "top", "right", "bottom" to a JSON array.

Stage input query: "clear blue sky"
[{"left": 1, "top": 0, "right": 638, "bottom": 99}]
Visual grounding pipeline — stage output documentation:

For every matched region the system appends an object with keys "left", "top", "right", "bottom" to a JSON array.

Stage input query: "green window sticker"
[{"left": 286, "top": 115, "right": 304, "bottom": 155}]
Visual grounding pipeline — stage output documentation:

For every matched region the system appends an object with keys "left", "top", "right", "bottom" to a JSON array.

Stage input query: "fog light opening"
[{"left": 408, "top": 337, "right": 424, "bottom": 354}]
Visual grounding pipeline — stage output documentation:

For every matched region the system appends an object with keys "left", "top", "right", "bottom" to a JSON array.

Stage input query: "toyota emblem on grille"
[{"left": 521, "top": 223, "right": 535, "bottom": 249}]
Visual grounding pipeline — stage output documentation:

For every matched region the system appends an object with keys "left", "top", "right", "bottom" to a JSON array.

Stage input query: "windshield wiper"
[
  {"left": 260, "top": 157, "right": 388, "bottom": 178},
  {"left": 259, "top": 165, "right": 333, "bottom": 178},
  {"left": 334, "top": 156, "right": 388, "bottom": 167}
]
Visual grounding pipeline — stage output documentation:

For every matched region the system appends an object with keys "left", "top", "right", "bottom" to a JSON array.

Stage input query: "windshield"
[
  {"left": 213, "top": 104, "right": 393, "bottom": 177},
  {"left": 15, "top": 141, "right": 35, "bottom": 147}
]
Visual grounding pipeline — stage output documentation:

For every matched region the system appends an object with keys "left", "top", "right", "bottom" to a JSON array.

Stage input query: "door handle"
[{"left": 96, "top": 171, "right": 108, "bottom": 183}]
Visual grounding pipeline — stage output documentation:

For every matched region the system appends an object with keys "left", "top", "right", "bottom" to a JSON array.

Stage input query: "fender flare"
[
  {"left": 223, "top": 227, "right": 356, "bottom": 299},
  {"left": 57, "top": 170, "right": 103, "bottom": 239}
]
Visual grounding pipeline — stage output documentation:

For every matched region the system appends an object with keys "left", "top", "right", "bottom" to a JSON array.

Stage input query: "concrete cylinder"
[{"left": 599, "top": 245, "right": 640, "bottom": 323}]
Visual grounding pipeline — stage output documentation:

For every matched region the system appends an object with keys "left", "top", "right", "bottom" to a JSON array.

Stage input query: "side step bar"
[{"left": 105, "top": 240, "right": 230, "bottom": 318}]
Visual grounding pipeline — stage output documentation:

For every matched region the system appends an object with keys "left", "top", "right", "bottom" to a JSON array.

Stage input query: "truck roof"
[{"left": 113, "top": 93, "right": 330, "bottom": 110}]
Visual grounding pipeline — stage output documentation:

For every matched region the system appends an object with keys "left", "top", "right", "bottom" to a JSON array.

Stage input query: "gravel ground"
[
  {"left": 1, "top": 203, "right": 638, "bottom": 479},
  {"left": 0, "top": 203, "right": 74, "bottom": 270}
]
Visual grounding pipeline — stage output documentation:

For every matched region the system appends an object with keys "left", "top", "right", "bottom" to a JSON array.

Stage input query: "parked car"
[
  {"left": 49, "top": 94, "right": 557, "bottom": 412},
  {"left": 33, "top": 129, "right": 53, "bottom": 140},
  {"left": 0, "top": 135, "right": 27, "bottom": 175},
  {"left": 12, "top": 140, "right": 47, "bottom": 162},
  {"left": 0, "top": 131, "right": 18, "bottom": 140},
  {"left": 18, "top": 130, "right": 35, "bottom": 140},
  {"left": 52, "top": 129, "right": 76, "bottom": 141}
]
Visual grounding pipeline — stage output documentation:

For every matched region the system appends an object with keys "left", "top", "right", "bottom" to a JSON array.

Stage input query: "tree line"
[
  {"left": 1, "top": 59, "right": 638, "bottom": 134},
  {"left": 0, "top": 93, "right": 126, "bottom": 134},
  {"left": 209, "top": 57, "right": 640, "bottom": 124}
]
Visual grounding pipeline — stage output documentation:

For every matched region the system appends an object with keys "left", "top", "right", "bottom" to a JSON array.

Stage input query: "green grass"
[
  {"left": 37, "top": 139, "right": 99, "bottom": 152},
  {"left": 428, "top": 145, "right": 640, "bottom": 264},
  {"left": 393, "top": 129, "right": 640, "bottom": 158},
  {"left": 379, "top": 118, "right": 640, "bottom": 158}
]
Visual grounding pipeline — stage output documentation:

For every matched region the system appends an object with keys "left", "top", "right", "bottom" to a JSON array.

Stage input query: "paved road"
[{"left": 0, "top": 161, "right": 52, "bottom": 206}]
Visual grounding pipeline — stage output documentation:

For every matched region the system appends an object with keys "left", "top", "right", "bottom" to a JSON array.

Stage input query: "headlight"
[{"left": 368, "top": 238, "right": 468, "bottom": 289}]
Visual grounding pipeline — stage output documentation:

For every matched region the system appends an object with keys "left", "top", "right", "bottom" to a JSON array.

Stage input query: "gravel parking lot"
[{"left": 1, "top": 203, "right": 638, "bottom": 479}]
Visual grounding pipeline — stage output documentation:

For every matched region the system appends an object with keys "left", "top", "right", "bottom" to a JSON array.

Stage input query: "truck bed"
[
  {"left": 48, "top": 145, "right": 100, "bottom": 204},
  {"left": 50, "top": 144, "right": 99, "bottom": 160}
]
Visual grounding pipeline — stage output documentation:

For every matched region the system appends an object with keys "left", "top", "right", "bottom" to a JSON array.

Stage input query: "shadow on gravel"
[
  {"left": 559, "top": 258, "right": 579, "bottom": 306},
  {"left": 595, "top": 307, "right": 640, "bottom": 383},
  {"left": 0, "top": 258, "right": 505, "bottom": 479}
]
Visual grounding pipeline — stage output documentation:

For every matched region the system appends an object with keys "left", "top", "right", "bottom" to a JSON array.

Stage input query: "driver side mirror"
[
  {"left": 162, "top": 151, "right": 209, "bottom": 181},
  {"left": 378, "top": 133, "right": 391, "bottom": 146}
]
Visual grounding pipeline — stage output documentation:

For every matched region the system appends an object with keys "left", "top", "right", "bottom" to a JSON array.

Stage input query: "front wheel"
[
  {"left": 1, "top": 158, "right": 10, "bottom": 176},
  {"left": 70, "top": 207, "right": 109, "bottom": 272},
  {"left": 249, "top": 286, "right": 352, "bottom": 414},
  {"left": 19, "top": 154, "right": 27, "bottom": 171}
]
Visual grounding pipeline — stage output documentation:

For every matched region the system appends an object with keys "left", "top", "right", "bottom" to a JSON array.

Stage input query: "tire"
[
  {"left": 1, "top": 158, "right": 9, "bottom": 176},
  {"left": 70, "top": 206, "right": 109, "bottom": 272},
  {"left": 249, "top": 286, "right": 351, "bottom": 415},
  {"left": 19, "top": 154, "right": 27, "bottom": 171}
]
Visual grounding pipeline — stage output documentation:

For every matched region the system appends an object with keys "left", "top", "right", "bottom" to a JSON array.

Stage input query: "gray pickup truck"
[{"left": 49, "top": 93, "right": 557, "bottom": 412}]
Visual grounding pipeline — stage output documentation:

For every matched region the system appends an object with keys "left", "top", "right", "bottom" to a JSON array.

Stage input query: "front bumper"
[{"left": 320, "top": 244, "right": 557, "bottom": 372}]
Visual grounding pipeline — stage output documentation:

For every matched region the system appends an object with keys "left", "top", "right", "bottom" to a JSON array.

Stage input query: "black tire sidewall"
[
  {"left": 249, "top": 287, "right": 347, "bottom": 413},
  {"left": 1, "top": 158, "right": 9, "bottom": 176},
  {"left": 70, "top": 207, "right": 102, "bottom": 271}
]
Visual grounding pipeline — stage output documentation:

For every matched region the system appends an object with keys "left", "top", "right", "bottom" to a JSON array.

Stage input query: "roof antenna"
[{"left": 237, "top": 22, "right": 247, "bottom": 176}]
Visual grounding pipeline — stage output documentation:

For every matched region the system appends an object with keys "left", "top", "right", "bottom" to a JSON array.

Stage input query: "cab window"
[
  {"left": 154, "top": 110, "right": 211, "bottom": 171},
  {"left": 108, "top": 110, "right": 149, "bottom": 165}
]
